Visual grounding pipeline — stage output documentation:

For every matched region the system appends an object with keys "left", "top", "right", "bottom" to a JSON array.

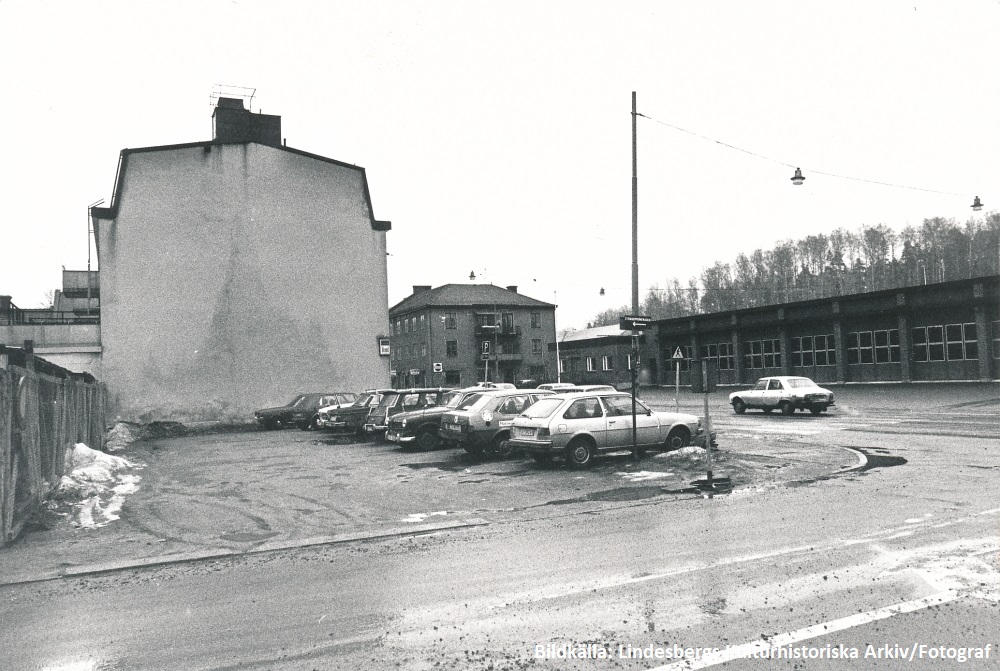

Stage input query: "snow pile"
[
  {"left": 104, "top": 422, "right": 137, "bottom": 453},
  {"left": 56, "top": 443, "right": 142, "bottom": 528}
]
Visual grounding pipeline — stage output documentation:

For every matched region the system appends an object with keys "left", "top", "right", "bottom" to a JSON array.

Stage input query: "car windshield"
[
  {"left": 456, "top": 393, "right": 485, "bottom": 411},
  {"left": 353, "top": 393, "right": 373, "bottom": 407},
  {"left": 753, "top": 381, "right": 768, "bottom": 391},
  {"left": 442, "top": 391, "right": 467, "bottom": 408},
  {"left": 338, "top": 393, "right": 356, "bottom": 404},
  {"left": 786, "top": 378, "right": 819, "bottom": 389},
  {"left": 521, "top": 397, "right": 563, "bottom": 419}
]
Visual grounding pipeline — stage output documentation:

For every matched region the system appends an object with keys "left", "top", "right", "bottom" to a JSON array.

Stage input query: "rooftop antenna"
[{"left": 209, "top": 84, "right": 257, "bottom": 111}]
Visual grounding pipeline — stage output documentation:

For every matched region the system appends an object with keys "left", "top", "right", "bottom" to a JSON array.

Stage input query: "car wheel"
[
  {"left": 666, "top": 427, "right": 690, "bottom": 450},
  {"left": 495, "top": 435, "right": 514, "bottom": 459},
  {"left": 732, "top": 399, "right": 747, "bottom": 415},
  {"left": 416, "top": 429, "right": 439, "bottom": 450},
  {"left": 809, "top": 406, "right": 824, "bottom": 415},
  {"left": 566, "top": 438, "right": 595, "bottom": 468},
  {"left": 780, "top": 401, "right": 795, "bottom": 415}
]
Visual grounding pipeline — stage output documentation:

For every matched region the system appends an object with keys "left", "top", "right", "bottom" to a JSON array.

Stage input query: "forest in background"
[{"left": 591, "top": 213, "right": 1000, "bottom": 327}]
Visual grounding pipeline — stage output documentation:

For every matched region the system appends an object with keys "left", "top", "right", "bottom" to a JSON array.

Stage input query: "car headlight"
[
  {"left": 482, "top": 411, "right": 494, "bottom": 423},
  {"left": 330, "top": 415, "right": 339, "bottom": 422},
  {"left": 400, "top": 418, "right": 407, "bottom": 427}
]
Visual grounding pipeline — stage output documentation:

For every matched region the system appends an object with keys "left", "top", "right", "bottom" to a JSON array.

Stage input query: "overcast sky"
[{"left": 1, "top": 1, "right": 997, "bottom": 330}]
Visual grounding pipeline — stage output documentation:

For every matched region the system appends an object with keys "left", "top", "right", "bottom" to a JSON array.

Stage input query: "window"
[
  {"left": 763, "top": 339, "right": 781, "bottom": 368},
  {"left": 874, "top": 330, "right": 900, "bottom": 364},
  {"left": 602, "top": 355, "right": 614, "bottom": 371},
  {"left": 530, "top": 311, "right": 541, "bottom": 328},
  {"left": 446, "top": 340, "right": 458, "bottom": 357},
  {"left": 476, "top": 313, "right": 496, "bottom": 327},
  {"left": 964, "top": 323, "right": 978, "bottom": 360},
  {"left": 587, "top": 357, "right": 596, "bottom": 372},
  {"left": 420, "top": 342, "right": 427, "bottom": 357},
  {"left": 501, "top": 312, "right": 514, "bottom": 331},
  {"left": 565, "top": 398, "right": 603, "bottom": 419},
  {"left": 912, "top": 327, "right": 928, "bottom": 362},
  {"left": 500, "top": 340, "right": 521, "bottom": 355},
  {"left": 445, "top": 370, "right": 461, "bottom": 385},
  {"left": 404, "top": 318, "right": 410, "bottom": 333},
  {"left": 444, "top": 312, "right": 457, "bottom": 329},
  {"left": 532, "top": 338, "right": 542, "bottom": 354},
  {"left": 745, "top": 340, "right": 762, "bottom": 370},
  {"left": 419, "top": 314, "right": 426, "bottom": 330},
  {"left": 848, "top": 331, "right": 875, "bottom": 364},
  {"left": 993, "top": 321, "right": 1000, "bottom": 360},
  {"left": 927, "top": 326, "right": 945, "bottom": 361},
  {"left": 411, "top": 317, "right": 417, "bottom": 332},
  {"left": 718, "top": 342, "right": 734, "bottom": 370}
]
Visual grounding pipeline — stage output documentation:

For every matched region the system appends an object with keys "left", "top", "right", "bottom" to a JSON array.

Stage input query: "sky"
[{"left": 1, "top": 1, "right": 997, "bottom": 330}]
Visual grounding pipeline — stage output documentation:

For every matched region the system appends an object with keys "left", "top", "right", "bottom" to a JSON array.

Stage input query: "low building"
[
  {"left": 389, "top": 284, "right": 556, "bottom": 388},
  {"left": 552, "top": 325, "right": 647, "bottom": 388},
  {"left": 0, "top": 270, "right": 102, "bottom": 376},
  {"left": 653, "top": 275, "right": 1000, "bottom": 386}
]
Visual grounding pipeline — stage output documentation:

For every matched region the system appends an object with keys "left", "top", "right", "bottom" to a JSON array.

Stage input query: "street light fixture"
[
  {"left": 790, "top": 168, "right": 806, "bottom": 186},
  {"left": 971, "top": 196, "right": 983, "bottom": 211}
]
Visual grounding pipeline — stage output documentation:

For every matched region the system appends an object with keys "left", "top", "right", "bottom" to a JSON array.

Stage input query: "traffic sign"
[
  {"left": 619, "top": 315, "right": 653, "bottom": 331},
  {"left": 481, "top": 341, "right": 491, "bottom": 354},
  {"left": 671, "top": 347, "right": 684, "bottom": 360},
  {"left": 432, "top": 362, "right": 443, "bottom": 373}
]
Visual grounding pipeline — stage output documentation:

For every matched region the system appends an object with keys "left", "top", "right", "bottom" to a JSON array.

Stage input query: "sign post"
[
  {"left": 691, "top": 358, "right": 719, "bottom": 497},
  {"left": 671, "top": 346, "right": 684, "bottom": 412},
  {"left": 619, "top": 315, "right": 652, "bottom": 460}
]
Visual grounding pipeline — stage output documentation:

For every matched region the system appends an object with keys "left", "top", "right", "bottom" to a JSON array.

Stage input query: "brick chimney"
[
  {"left": 212, "top": 97, "right": 282, "bottom": 147},
  {"left": 506, "top": 285, "right": 518, "bottom": 294},
  {"left": 412, "top": 285, "right": 432, "bottom": 295}
]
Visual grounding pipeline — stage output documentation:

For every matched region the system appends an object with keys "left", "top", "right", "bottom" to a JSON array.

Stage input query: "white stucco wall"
[{"left": 95, "top": 143, "right": 390, "bottom": 421}]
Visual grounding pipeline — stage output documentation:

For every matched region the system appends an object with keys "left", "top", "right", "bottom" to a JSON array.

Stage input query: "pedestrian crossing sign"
[{"left": 672, "top": 347, "right": 684, "bottom": 360}]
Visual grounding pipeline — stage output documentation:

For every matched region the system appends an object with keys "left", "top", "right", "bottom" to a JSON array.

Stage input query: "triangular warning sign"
[{"left": 672, "top": 347, "right": 684, "bottom": 360}]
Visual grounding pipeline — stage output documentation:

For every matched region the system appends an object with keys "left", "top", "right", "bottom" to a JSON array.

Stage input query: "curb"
[{"left": 0, "top": 517, "right": 488, "bottom": 588}]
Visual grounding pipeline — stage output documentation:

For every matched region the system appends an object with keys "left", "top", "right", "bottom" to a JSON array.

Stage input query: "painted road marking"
[{"left": 649, "top": 591, "right": 960, "bottom": 671}]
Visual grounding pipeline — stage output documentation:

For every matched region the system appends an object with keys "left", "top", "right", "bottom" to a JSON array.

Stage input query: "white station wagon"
[
  {"left": 728, "top": 376, "right": 835, "bottom": 416},
  {"left": 507, "top": 391, "right": 711, "bottom": 468}
]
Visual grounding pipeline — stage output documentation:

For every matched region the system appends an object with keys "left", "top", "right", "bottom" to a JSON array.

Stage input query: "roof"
[
  {"left": 390, "top": 284, "right": 554, "bottom": 314},
  {"left": 558, "top": 325, "right": 632, "bottom": 343},
  {"left": 90, "top": 140, "right": 390, "bottom": 232}
]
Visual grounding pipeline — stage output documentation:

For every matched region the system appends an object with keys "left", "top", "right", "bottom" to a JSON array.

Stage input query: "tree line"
[{"left": 591, "top": 213, "right": 1000, "bottom": 327}]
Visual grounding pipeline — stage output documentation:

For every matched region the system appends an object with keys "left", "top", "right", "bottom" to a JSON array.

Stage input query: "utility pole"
[{"left": 631, "top": 91, "right": 639, "bottom": 314}]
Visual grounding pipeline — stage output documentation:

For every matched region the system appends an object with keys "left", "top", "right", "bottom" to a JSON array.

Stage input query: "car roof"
[{"left": 383, "top": 387, "right": 453, "bottom": 394}]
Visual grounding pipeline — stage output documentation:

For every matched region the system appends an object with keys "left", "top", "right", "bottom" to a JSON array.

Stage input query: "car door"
[
  {"left": 762, "top": 379, "right": 784, "bottom": 409},
  {"left": 601, "top": 395, "right": 660, "bottom": 447},
  {"left": 562, "top": 396, "right": 607, "bottom": 448},
  {"left": 744, "top": 380, "right": 768, "bottom": 408}
]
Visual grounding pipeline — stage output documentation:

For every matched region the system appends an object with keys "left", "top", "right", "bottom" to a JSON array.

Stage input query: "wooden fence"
[{"left": 0, "top": 345, "right": 106, "bottom": 547}]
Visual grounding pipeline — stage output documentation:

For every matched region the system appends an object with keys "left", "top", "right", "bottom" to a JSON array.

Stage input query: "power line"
[{"left": 635, "top": 111, "right": 972, "bottom": 198}]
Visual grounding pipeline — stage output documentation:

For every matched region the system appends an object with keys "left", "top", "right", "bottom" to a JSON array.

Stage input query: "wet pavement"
[{"left": 0, "top": 409, "right": 863, "bottom": 586}]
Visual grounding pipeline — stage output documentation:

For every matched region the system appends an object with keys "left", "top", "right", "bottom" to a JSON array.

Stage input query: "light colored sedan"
[
  {"left": 508, "top": 391, "right": 711, "bottom": 468},
  {"left": 728, "top": 376, "right": 835, "bottom": 415}
]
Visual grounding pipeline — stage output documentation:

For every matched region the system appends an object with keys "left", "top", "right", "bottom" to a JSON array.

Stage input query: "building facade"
[
  {"left": 653, "top": 276, "right": 1000, "bottom": 387},
  {"left": 91, "top": 98, "right": 392, "bottom": 421},
  {"left": 552, "top": 325, "right": 647, "bottom": 388},
  {"left": 389, "top": 284, "right": 556, "bottom": 388}
]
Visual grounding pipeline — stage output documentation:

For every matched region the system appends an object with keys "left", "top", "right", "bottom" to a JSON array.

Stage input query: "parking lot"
[{"left": 1, "top": 382, "right": 996, "bottom": 587}]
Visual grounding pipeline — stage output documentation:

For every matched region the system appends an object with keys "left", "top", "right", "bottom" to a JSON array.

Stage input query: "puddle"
[
  {"left": 546, "top": 485, "right": 666, "bottom": 505},
  {"left": 400, "top": 461, "right": 469, "bottom": 472}
]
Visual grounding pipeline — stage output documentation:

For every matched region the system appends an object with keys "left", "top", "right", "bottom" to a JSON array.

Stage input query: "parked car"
[
  {"left": 728, "top": 376, "right": 835, "bottom": 415},
  {"left": 364, "top": 388, "right": 453, "bottom": 439},
  {"left": 508, "top": 391, "right": 713, "bottom": 468},
  {"left": 471, "top": 381, "right": 517, "bottom": 390},
  {"left": 537, "top": 382, "right": 578, "bottom": 392},
  {"left": 384, "top": 386, "right": 494, "bottom": 450},
  {"left": 254, "top": 394, "right": 309, "bottom": 429},
  {"left": 287, "top": 393, "right": 357, "bottom": 430},
  {"left": 561, "top": 384, "right": 618, "bottom": 393},
  {"left": 316, "top": 390, "right": 389, "bottom": 435},
  {"left": 439, "top": 388, "right": 554, "bottom": 457}
]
